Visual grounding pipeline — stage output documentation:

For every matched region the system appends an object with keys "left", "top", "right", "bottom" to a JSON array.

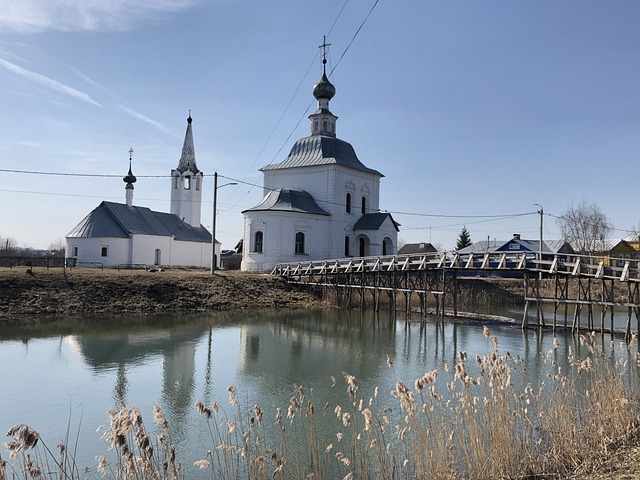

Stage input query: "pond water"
[{"left": 0, "top": 309, "right": 637, "bottom": 477}]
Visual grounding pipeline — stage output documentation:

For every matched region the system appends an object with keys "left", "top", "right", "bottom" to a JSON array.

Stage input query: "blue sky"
[{"left": 1, "top": 0, "right": 639, "bottom": 252}]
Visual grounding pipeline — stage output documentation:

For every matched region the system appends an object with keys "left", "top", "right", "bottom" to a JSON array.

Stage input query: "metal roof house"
[
  {"left": 592, "top": 238, "right": 639, "bottom": 267},
  {"left": 241, "top": 46, "right": 399, "bottom": 272},
  {"left": 458, "top": 234, "right": 575, "bottom": 259},
  {"left": 398, "top": 242, "right": 438, "bottom": 255},
  {"left": 66, "top": 115, "right": 217, "bottom": 268}
]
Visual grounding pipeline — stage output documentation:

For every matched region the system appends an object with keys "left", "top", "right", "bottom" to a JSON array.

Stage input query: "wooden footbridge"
[{"left": 271, "top": 251, "right": 640, "bottom": 340}]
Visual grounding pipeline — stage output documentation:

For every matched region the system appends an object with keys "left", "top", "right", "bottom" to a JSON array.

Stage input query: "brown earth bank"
[
  {"left": 0, "top": 267, "right": 327, "bottom": 323},
  {"left": 1, "top": 267, "right": 639, "bottom": 479}
]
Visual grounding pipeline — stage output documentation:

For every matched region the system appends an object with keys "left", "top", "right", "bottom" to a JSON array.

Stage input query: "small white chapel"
[
  {"left": 66, "top": 115, "right": 217, "bottom": 268},
  {"left": 241, "top": 49, "right": 399, "bottom": 272}
]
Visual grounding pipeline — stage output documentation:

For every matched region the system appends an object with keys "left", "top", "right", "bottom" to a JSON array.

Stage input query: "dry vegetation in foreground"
[{"left": 2, "top": 329, "right": 640, "bottom": 479}]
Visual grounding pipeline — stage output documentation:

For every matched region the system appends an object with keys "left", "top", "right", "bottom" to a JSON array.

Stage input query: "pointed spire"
[{"left": 176, "top": 111, "right": 199, "bottom": 173}]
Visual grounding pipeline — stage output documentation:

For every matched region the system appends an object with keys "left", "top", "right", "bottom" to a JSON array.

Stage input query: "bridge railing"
[{"left": 273, "top": 251, "right": 640, "bottom": 282}]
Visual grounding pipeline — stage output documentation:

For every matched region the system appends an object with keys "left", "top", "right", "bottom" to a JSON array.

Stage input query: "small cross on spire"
[
  {"left": 129, "top": 147, "right": 133, "bottom": 161},
  {"left": 319, "top": 35, "right": 331, "bottom": 67}
]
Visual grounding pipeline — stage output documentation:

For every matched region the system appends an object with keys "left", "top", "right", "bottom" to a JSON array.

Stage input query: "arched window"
[
  {"left": 154, "top": 249, "right": 161, "bottom": 265},
  {"left": 359, "top": 238, "right": 366, "bottom": 257},
  {"left": 344, "top": 236, "right": 350, "bottom": 257},
  {"left": 295, "top": 232, "right": 305, "bottom": 254},
  {"left": 361, "top": 196, "right": 366, "bottom": 214},
  {"left": 382, "top": 239, "right": 388, "bottom": 256},
  {"left": 184, "top": 176, "right": 191, "bottom": 190},
  {"left": 254, "top": 231, "right": 263, "bottom": 253},
  {"left": 345, "top": 192, "right": 351, "bottom": 213}
]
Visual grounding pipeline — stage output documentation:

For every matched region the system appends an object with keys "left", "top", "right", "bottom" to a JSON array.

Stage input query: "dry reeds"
[{"left": 2, "top": 330, "right": 640, "bottom": 479}]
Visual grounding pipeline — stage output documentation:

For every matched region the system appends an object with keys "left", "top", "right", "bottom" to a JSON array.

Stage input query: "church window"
[
  {"left": 314, "top": 121, "right": 319, "bottom": 133},
  {"left": 346, "top": 193, "right": 351, "bottom": 213},
  {"left": 361, "top": 196, "right": 366, "bottom": 214},
  {"left": 295, "top": 232, "right": 305, "bottom": 255},
  {"left": 184, "top": 176, "right": 191, "bottom": 190},
  {"left": 154, "top": 249, "right": 161, "bottom": 265},
  {"left": 383, "top": 239, "right": 389, "bottom": 256},
  {"left": 254, "top": 231, "right": 263, "bottom": 253},
  {"left": 195, "top": 177, "right": 201, "bottom": 191},
  {"left": 100, "top": 246, "right": 108, "bottom": 257},
  {"left": 323, "top": 120, "right": 328, "bottom": 131},
  {"left": 359, "top": 238, "right": 366, "bottom": 257},
  {"left": 344, "top": 236, "right": 350, "bottom": 256},
  {"left": 72, "top": 246, "right": 78, "bottom": 257}
]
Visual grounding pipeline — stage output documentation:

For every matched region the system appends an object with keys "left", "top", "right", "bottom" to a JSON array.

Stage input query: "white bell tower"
[{"left": 170, "top": 113, "right": 203, "bottom": 227}]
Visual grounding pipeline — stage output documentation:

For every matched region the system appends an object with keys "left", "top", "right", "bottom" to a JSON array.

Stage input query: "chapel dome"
[{"left": 312, "top": 71, "right": 335, "bottom": 101}]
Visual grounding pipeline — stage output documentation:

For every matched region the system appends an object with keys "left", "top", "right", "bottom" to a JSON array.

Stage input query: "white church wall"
[
  {"left": 171, "top": 239, "right": 215, "bottom": 268},
  {"left": 242, "top": 211, "right": 333, "bottom": 272},
  {"left": 66, "top": 237, "right": 131, "bottom": 267},
  {"left": 130, "top": 235, "right": 172, "bottom": 265}
]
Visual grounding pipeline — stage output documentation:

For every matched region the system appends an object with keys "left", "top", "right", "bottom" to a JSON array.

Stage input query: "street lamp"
[{"left": 211, "top": 171, "right": 237, "bottom": 274}]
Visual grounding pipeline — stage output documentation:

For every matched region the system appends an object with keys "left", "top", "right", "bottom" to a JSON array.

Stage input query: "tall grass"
[{"left": 2, "top": 329, "right": 639, "bottom": 479}]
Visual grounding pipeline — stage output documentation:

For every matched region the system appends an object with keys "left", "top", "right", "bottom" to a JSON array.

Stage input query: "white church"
[
  {"left": 241, "top": 54, "right": 399, "bottom": 272},
  {"left": 66, "top": 115, "right": 218, "bottom": 268}
]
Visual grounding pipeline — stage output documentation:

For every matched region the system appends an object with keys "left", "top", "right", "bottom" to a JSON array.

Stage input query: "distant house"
[
  {"left": 625, "top": 235, "right": 640, "bottom": 251},
  {"left": 593, "top": 239, "right": 639, "bottom": 268},
  {"left": 66, "top": 115, "right": 218, "bottom": 268},
  {"left": 398, "top": 242, "right": 438, "bottom": 255},
  {"left": 458, "top": 234, "right": 574, "bottom": 259}
]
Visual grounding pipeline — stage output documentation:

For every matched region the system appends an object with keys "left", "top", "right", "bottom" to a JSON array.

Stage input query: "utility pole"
[
  {"left": 211, "top": 172, "right": 218, "bottom": 274},
  {"left": 534, "top": 204, "right": 543, "bottom": 270},
  {"left": 210, "top": 172, "right": 238, "bottom": 274}
]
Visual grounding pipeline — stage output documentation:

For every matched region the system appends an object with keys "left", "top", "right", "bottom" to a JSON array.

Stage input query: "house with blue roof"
[
  {"left": 241, "top": 48, "right": 399, "bottom": 272},
  {"left": 65, "top": 115, "right": 216, "bottom": 268},
  {"left": 458, "top": 234, "right": 574, "bottom": 259}
]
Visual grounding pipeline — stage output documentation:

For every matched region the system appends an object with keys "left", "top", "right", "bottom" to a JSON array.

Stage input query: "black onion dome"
[
  {"left": 313, "top": 71, "right": 336, "bottom": 100},
  {"left": 123, "top": 163, "right": 136, "bottom": 184}
]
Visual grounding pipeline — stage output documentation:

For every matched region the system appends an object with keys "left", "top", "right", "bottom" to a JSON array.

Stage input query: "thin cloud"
[
  {"left": 0, "top": 57, "right": 102, "bottom": 107},
  {"left": 1, "top": 0, "right": 198, "bottom": 33},
  {"left": 117, "top": 105, "right": 170, "bottom": 133}
]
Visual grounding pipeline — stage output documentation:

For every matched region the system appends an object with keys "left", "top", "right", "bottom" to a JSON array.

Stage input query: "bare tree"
[
  {"left": 0, "top": 235, "right": 17, "bottom": 256},
  {"left": 557, "top": 200, "right": 612, "bottom": 254},
  {"left": 48, "top": 239, "right": 66, "bottom": 257}
]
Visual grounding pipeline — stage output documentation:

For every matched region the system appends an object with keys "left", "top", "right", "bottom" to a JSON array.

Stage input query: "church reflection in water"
[{"left": 62, "top": 310, "right": 399, "bottom": 432}]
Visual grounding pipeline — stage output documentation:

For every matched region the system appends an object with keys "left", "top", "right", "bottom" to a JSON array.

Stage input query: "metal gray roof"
[
  {"left": 67, "top": 201, "right": 212, "bottom": 243},
  {"left": 596, "top": 239, "right": 636, "bottom": 252},
  {"left": 398, "top": 242, "right": 438, "bottom": 255},
  {"left": 458, "top": 239, "right": 574, "bottom": 255},
  {"left": 261, "top": 135, "right": 382, "bottom": 176},
  {"left": 353, "top": 213, "right": 399, "bottom": 232},
  {"left": 242, "top": 188, "right": 330, "bottom": 216}
]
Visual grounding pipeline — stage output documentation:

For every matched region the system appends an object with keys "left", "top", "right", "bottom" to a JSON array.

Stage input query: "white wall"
[
  {"left": 242, "top": 211, "right": 333, "bottom": 272},
  {"left": 66, "top": 237, "right": 131, "bottom": 267},
  {"left": 67, "top": 235, "right": 216, "bottom": 268}
]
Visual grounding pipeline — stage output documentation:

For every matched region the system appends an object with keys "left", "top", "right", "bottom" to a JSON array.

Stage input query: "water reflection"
[{"left": 0, "top": 310, "right": 637, "bottom": 476}]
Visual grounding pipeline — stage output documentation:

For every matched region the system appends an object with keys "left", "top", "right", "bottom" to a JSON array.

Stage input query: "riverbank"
[
  {"left": 1, "top": 266, "right": 640, "bottom": 478},
  {"left": 0, "top": 267, "right": 327, "bottom": 323}
]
